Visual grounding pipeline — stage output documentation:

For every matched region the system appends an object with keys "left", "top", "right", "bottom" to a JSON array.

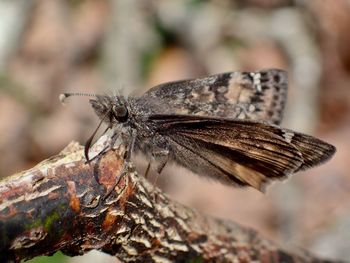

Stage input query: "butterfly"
[{"left": 60, "top": 69, "right": 336, "bottom": 191}]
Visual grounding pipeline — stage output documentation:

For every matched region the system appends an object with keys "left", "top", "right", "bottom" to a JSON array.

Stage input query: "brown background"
[{"left": 0, "top": 1, "right": 349, "bottom": 262}]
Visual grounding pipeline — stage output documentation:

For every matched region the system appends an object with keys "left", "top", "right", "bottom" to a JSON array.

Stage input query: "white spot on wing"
[
  {"left": 248, "top": 104, "right": 255, "bottom": 112},
  {"left": 250, "top": 72, "right": 262, "bottom": 92}
]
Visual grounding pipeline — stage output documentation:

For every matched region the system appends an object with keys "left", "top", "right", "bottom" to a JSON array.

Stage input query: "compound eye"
[{"left": 112, "top": 105, "right": 128, "bottom": 121}]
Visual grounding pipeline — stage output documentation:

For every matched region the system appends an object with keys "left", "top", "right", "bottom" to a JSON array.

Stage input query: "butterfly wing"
[
  {"left": 140, "top": 69, "right": 288, "bottom": 125},
  {"left": 149, "top": 114, "right": 335, "bottom": 191}
]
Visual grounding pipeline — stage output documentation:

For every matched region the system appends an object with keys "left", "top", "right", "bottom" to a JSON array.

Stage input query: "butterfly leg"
[
  {"left": 152, "top": 149, "right": 169, "bottom": 174},
  {"left": 144, "top": 162, "right": 151, "bottom": 178},
  {"left": 85, "top": 126, "right": 112, "bottom": 164},
  {"left": 124, "top": 129, "right": 136, "bottom": 162},
  {"left": 103, "top": 129, "right": 137, "bottom": 200},
  {"left": 145, "top": 149, "right": 169, "bottom": 192},
  {"left": 88, "top": 129, "right": 122, "bottom": 184}
]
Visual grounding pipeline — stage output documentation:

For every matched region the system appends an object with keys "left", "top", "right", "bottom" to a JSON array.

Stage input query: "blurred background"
[{"left": 0, "top": 0, "right": 349, "bottom": 262}]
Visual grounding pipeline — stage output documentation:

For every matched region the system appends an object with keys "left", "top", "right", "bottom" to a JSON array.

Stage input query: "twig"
[{"left": 0, "top": 139, "right": 342, "bottom": 263}]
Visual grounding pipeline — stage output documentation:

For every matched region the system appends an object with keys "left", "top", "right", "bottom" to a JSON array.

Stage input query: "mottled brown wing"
[
  {"left": 141, "top": 69, "right": 287, "bottom": 125},
  {"left": 149, "top": 115, "right": 336, "bottom": 191}
]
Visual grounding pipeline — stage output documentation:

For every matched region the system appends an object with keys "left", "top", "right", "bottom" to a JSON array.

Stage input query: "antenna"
[{"left": 59, "top": 92, "right": 96, "bottom": 105}]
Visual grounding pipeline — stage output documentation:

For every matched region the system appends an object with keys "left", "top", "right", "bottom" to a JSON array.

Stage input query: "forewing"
[
  {"left": 150, "top": 115, "right": 335, "bottom": 190},
  {"left": 140, "top": 69, "right": 288, "bottom": 125}
]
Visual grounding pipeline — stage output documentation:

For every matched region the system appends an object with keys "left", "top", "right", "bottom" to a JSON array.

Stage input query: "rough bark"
[{"left": 0, "top": 139, "right": 342, "bottom": 263}]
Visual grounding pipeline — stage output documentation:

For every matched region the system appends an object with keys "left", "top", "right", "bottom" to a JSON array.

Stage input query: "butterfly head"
[
  {"left": 59, "top": 92, "right": 129, "bottom": 163},
  {"left": 60, "top": 92, "right": 129, "bottom": 125},
  {"left": 89, "top": 95, "right": 129, "bottom": 124}
]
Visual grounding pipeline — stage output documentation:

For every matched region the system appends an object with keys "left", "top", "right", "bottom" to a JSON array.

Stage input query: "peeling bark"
[{"left": 0, "top": 139, "right": 342, "bottom": 263}]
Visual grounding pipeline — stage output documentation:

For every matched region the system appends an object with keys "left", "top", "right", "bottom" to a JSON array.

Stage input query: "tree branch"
[{"left": 0, "top": 139, "right": 342, "bottom": 262}]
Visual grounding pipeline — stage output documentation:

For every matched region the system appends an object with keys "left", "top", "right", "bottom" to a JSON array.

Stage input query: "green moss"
[
  {"left": 27, "top": 210, "right": 60, "bottom": 232},
  {"left": 29, "top": 218, "right": 43, "bottom": 229},
  {"left": 44, "top": 211, "right": 60, "bottom": 231}
]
